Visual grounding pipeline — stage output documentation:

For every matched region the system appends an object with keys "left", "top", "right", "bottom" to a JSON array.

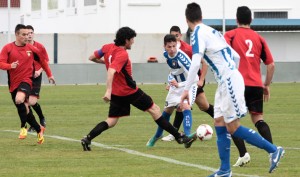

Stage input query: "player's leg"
[
  {"left": 209, "top": 84, "right": 232, "bottom": 176},
  {"left": 81, "top": 93, "right": 124, "bottom": 151},
  {"left": 30, "top": 74, "right": 46, "bottom": 127},
  {"left": 132, "top": 89, "right": 192, "bottom": 145},
  {"left": 195, "top": 84, "right": 214, "bottom": 118},
  {"left": 146, "top": 107, "right": 174, "bottom": 147},
  {"left": 226, "top": 75, "right": 283, "bottom": 173}
]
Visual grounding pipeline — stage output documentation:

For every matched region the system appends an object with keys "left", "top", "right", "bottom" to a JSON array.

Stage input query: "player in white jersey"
[
  {"left": 146, "top": 34, "right": 198, "bottom": 148},
  {"left": 182, "top": 3, "right": 284, "bottom": 177}
]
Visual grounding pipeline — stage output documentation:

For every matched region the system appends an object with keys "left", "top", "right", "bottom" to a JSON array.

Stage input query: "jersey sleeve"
[
  {"left": 260, "top": 37, "right": 274, "bottom": 65},
  {"left": 94, "top": 49, "right": 104, "bottom": 59},
  {"left": 0, "top": 45, "right": 12, "bottom": 70}
]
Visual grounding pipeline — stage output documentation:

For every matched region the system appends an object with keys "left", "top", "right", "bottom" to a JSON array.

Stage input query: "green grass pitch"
[{"left": 0, "top": 83, "right": 299, "bottom": 177}]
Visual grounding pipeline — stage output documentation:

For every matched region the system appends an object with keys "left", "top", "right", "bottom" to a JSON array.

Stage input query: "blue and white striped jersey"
[{"left": 163, "top": 49, "right": 198, "bottom": 85}]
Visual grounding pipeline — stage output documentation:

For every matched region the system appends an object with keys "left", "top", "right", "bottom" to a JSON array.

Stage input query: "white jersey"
[
  {"left": 163, "top": 48, "right": 198, "bottom": 86},
  {"left": 189, "top": 23, "right": 240, "bottom": 85},
  {"left": 163, "top": 49, "right": 198, "bottom": 108}
]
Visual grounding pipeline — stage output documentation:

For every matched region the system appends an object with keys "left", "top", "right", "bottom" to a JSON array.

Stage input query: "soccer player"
[
  {"left": 26, "top": 25, "right": 49, "bottom": 131},
  {"left": 162, "top": 26, "right": 214, "bottom": 142},
  {"left": 0, "top": 24, "right": 55, "bottom": 144},
  {"left": 224, "top": 6, "right": 276, "bottom": 167},
  {"left": 80, "top": 27, "right": 193, "bottom": 151},
  {"left": 182, "top": 3, "right": 284, "bottom": 176},
  {"left": 146, "top": 34, "right": 198, "bottom": 148}
]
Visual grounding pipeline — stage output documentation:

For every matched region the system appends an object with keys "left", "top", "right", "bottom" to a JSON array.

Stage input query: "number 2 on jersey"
[{"left": 245, "top": 39, "right": 254, "bottom": 57}]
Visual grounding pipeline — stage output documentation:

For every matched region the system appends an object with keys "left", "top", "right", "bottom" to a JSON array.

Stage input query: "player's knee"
[
  {"left": 28, "top": 99, "right": 37, "bottom": 106},
  {"left": 15, "top": 97, "right": 24, "bottom": 105}
]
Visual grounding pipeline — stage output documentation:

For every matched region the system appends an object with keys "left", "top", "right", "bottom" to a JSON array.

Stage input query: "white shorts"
[
  {"left": 214, "top": 70, "right": 247, "bottom": 123},
  {"left": 165, "top": 83, "right": 197, "bottom": 108}
]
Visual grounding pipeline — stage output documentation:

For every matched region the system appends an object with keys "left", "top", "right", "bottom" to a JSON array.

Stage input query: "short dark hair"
[
  {"left": 237, "top": 6, "right": 252, "bottom": 25},
  {"left": 185, "top": 2, "right": 202, "bottom": 23},
  {"left": 164, "top": 34, "right": 177, "bottom": 45},
  {"left": 170, "top": 26, "right": 181, "bottom": 34},
  {"left": 15, "top": 24, "right": 26, "bottom": 34},
  {"left": 26, "top": 25, "right": 34, "bottom": 31},
  {"left": 114, "top": 27, "right": 137, "bottom": 46}
]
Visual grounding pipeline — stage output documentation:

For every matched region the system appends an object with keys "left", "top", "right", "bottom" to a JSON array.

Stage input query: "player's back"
[
  {"left": 224, "top": 27, "right": 273, "bottom": 86},
  {"left": 193, "top": 24, "right": 238, "bottom": 82}
]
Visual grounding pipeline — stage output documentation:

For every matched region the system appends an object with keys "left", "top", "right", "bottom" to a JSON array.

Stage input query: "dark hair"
[
  {"left": 114, "top": 27, "right": 137, "bottom": 46},
  {"left": 26, "top": 25, "right": 34, "bottom": 31},
  {"left": 15, "top": 24, "right": 26, "bottom": 34},
  {"left": 170, "top": 26, "right": 181, "bottom": 34},
  {"left": 237, "top": 6, "right": 252, "bottom": 25},
  {"left": 185, "top": 2, "right": 202, "bottom": 23},
  {"left": 164, "top": 34, "right": 177, "bottom": 45}
]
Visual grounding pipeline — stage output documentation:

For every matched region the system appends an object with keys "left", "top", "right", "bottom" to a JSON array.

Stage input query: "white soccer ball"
[{"left": 196, "top": 124, "right": 214, "bottom": 141}]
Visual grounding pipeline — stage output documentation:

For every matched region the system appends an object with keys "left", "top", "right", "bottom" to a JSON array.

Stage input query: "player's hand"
[
  {"left": 11, "top": 60, "right": 19, "bottom": 69},
  {"left": 197, "top": 79, "right": 204, "bottom": 87},
  {"left": 170, "top": 80, "right": 179, "bottom": 88},
  {"left": 34, "top": 70, "right": 42, "bottom": 78},
  {"left": 263, "top": 85, "right": 270, "bottom": 102},
  {"left": 165, "top": 85, "right": 170, "bottom": 91},
  {"left": 102, "top": 91, "right": 111, "bottom": 103},
  {"left": 48, "top": 76, "right": 56, "bottom": 85}
]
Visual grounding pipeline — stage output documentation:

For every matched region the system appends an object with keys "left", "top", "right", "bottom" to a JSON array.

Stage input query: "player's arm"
[
  {"left": 181, "top": 53, "right": 203, "bottom": 105},
  {"left": 198, "top": 59, "right": 207, "bottom": 87},
  {"left": 90, "top": 49, "right": 105, "bottom": 64},
  {"left": 103, "top": 67, "right": 116, "bottom": 102},
  {"left": 263, "top": 62, "right": 275, "bottom": 102},
  {"left": 30, "top": 45, "right": 55, "bottom": 84},
  {"left": 0, "top": 46, "right": 19, "bottom": 70}
]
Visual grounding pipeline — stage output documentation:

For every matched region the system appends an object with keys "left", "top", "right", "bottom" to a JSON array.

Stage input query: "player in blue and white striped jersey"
[
  {"left": 146, "top": 34, "right": 198, "bottom": 148},
  {"left": 182, "top": 3, "right": 284, "bottom": 176}
]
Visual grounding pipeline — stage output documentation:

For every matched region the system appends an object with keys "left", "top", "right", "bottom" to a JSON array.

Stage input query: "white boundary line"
[{"left": 3, "top": 130, "right": 262, "bottom": 177}]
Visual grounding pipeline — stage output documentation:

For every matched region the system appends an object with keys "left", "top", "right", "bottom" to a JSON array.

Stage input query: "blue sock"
[
  {"left": 154, "top": 111, "right": 170, "bottom": 138},
  {"left": 233, "top": 126, "right": 277, "bottom": 153},
  {"left": 215, "top": 126, "right": 231, "bottom": 172},
  {"left": 183, "top": 110, "right": 192, "bottom": 135}
]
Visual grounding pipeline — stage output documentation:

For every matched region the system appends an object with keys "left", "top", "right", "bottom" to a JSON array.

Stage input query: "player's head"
[
  {"left": 114, "top": 27, "right": 137, "bottom": 49},
  {"left": 164, "top": 34, "right": 177, "bottom": 57},
  {"left": 185, "top": 2, "right": 202, "bottom": 23},
  {"left": 170, "top": 26, "right": 182, "bottom": 42},
  {"left": 26, "top": 25, "right": 35, "bottom": 43},
  {"left": 236, "top": 6, "right": 252, "bottom": 25},
  {"left": 14, "top": 24, "right": 28, "bottom": 46}
]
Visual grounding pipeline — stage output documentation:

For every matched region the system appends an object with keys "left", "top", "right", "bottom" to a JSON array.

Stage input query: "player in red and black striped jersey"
[
  {"left": 0, "top": 24, "right": 55, "bottom": 144},
  {"left": 224, "top": 6, "right": 275, "bottom": 167},
  {"left": 26, "top": 25, "right": 49, "bottom": 131},
  {"left": 81, "top": 27, "right": 193, "bottom": 151}
]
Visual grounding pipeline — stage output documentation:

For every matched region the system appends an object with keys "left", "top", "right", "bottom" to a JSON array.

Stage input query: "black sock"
[
  {"left": 27, "top": 108, "right": 41, "bottom": 132},
  {"left": 255, "top": 120, "right": 273, "bottom": 143},
  {"left": 87, "top": 121, "right": 109, "bottom": 141},
  {"left": 155, "top": 116, "right": 180, "bottom": 139},
  {"left": 231, "top": 135, "right": 247, "bottom": 157},
  {"left": 16, "top": 103, "right": 27, "bottom": 128},
  {"left": 173, "top": 111, "right": 183, "bottom": 130},
  {"left": 205, "top": 104, "right": 214, "bottom": 118},
  {"left": 32, "top": 103, "right": 45, "bottom": 120}
]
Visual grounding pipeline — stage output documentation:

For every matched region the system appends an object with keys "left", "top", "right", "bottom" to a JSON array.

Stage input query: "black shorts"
[
  {"left": 196, "top": 79, "right": 206, "bottom": 96},
  {"left": 108, "top": 88, "right": 154, "bottom": 118},
  {"left": 11, "top": 82, "right": 31, "bottom": 104},
  {"left": 30, "top": 73, "right": 42, "bottom": 97},
  {"left": 244, "top": 86, "right": 263, "bottom": 114}
]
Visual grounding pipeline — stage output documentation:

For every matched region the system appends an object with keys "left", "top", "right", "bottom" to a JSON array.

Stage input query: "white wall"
[{"left": 19, "top": 0, "right": 300, "bottom": 34}]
